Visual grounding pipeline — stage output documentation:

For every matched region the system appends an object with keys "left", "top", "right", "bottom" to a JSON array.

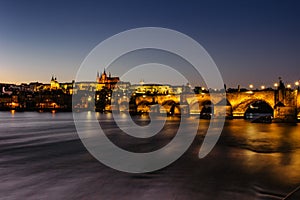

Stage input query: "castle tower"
[
  {"left": 50, "top": 75, "right": 60, "bottom": 90},
  {"left": 96, "top": 69, "right": 120, "bottom": 89},
  {"left": 101, "top": 69, "right": 107, "bottom": 82},
  {"left": 96, "top": 71, "right": 100, "bottom": 82}
]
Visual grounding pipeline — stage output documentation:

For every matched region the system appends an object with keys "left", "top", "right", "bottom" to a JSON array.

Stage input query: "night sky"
[{"left": 0, "top": 0, "right": 299, "bottom": 88}]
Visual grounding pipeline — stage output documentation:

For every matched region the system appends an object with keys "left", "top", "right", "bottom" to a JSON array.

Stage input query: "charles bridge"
[
  {"left": 1, "top": 75, "right": 299, "bottom": 122},
  {"left": 112, "top": 86, "right": 300, "bottom": 122}
]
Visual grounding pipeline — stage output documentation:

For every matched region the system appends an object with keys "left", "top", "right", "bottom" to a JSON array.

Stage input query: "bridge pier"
[
  {"left": 214, "top": 105, "right": 232, "bottom": 118},
  {"left": 274, "top": 106, "right": 298, "bottom": 123}
]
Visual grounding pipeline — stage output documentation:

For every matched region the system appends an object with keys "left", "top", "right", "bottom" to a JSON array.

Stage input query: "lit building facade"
[{"left": 96, "top": 70, "right": 119, "bottom": 90}]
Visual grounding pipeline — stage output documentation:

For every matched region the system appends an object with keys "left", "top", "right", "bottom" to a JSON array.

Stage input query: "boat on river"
[{"left": 251, "top": 115, "right": 272, "bottom": 123}]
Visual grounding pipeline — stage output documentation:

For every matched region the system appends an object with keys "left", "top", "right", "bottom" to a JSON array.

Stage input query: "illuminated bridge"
[{"left": 113, "top": 87, "right": 300, "bottom": 122}]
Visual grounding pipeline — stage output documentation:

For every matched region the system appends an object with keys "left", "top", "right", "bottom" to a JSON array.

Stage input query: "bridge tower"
[{"left": 273, "top": 79, "right": 298, "bottom": 122}]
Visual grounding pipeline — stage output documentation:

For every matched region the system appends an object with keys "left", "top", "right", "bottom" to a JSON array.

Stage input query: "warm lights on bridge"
[{"left": 246, "top": 81, "right": 299, "bottom": 91}]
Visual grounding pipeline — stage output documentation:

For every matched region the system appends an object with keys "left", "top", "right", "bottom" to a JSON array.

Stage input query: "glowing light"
[
  {"left": 249, "top": 84, "right": 253, "bottom": 89},
  {"left": 142, "top": 95, "right": 146, "bottom": 98},
  {"left": 295, "top": 81, "right": 299, "bottom": 86},
  {"left": 10, "top": 110, "right": 15, "bottom": 115},
  {"left": 261, "top": 85, "right": 265, "bottom": 90},
  {"left": 88, "top": 96, "right": 92, "bottom": 101},
  {"left": 201, "top": 87, "right": 205, "bottom": 90},
  {"left": 287, "top": 84, "right": 291, "bottom": 88},
  {"left": 274, "top": 83, "right": 278, "bottom": 87}
]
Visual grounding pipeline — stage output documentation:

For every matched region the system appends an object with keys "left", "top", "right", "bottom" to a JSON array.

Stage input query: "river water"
[{"left": 0, "top": 112, "right": 300, "bottom": 199}]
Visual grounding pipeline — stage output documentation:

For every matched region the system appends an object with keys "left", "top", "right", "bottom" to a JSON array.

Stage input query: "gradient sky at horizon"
[{"left": 0, "top": 0, "right": 299, "bottom": 88}]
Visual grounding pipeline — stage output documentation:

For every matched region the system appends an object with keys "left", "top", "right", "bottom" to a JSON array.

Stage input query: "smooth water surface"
[{"left": 0, "top": 112, "right": 300, "bottom": 199}]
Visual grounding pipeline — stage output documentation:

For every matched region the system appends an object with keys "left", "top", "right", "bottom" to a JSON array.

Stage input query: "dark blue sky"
[{"left": 0, "top": 0, "right": 299, "bottom": 88}]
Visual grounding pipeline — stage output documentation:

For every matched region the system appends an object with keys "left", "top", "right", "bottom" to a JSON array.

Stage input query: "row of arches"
[
  {"left": 115, "top": 96, "right": 276, "bottom": 118},
  {"left": 136, "top": 100, "right": 181, "bottom": 115},
  {"left": 133, "top": 99, "right": 275, "bottom": 118}
]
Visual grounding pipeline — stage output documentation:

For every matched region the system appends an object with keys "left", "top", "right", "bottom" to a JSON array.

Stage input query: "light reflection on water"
[
  {"left": 225, "top": 120, "right": 300, "bottom": 153},
  {"left": 0, "top": 112, "right": 299, "bottom": 199},
  {"left": 221, "top": 120, "right": 300, "bottom": 186}
]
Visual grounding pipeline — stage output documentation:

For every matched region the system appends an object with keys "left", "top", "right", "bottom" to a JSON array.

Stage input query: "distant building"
[
  {"left": 29, "top": 82, "right": 44, "bottom": 92},
  {"left": 132, "top": 84, "right": 173, "bottom": 95},
  {"left": 60, "top": 81, "right": 74, "bottom": 95},
  {"left": 96, "top": 70, "right": 119, "bottom": 90},
  {"left": 50, "top": 76, "right": 60, "bottom": 90}
]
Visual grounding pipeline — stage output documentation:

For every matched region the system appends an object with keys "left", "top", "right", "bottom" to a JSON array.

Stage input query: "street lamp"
[
  {"left": 287, "top": 84, "right": 291, "bottom": 89},
  {"left": 249, "top": 84, "right": 254, "bottom": 89},
  {"left": 295, "top": 81, "right": 299, "bottom": 90},
  {"left": 274, "top": 83, "right": 278, "bottom": 88},
  {"left": 261, "top": 85, "right": 265, "bottom": 90}
]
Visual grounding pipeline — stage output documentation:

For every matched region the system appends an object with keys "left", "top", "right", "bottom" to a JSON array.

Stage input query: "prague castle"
[{"left": 96, "top": 70, "right": 119, "bottom": 90}]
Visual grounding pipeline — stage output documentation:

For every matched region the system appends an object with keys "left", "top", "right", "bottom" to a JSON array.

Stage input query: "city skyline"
[
  {"left": 0, "top": 0, "right": 300, "bottom": 87},
  {"left": 1, "top": 70, "right": 299, "bottom": 90}
]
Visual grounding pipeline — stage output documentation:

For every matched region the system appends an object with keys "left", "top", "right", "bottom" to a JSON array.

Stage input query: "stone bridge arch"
[
  {"left": 136, "top": 100, "right": 151, "bottom": 113},
  {"left": 135, "top": 95, "right": 181, "bottom": 114},
  {"left": 187, "top": 95, "right": 225, "bottom": 114},
  {"left": 135, "top": 95, "right": 156, "bottom": 106},
  {"left": 157, "top": 95, "right": 180, "bottom": 105},
  {"left": 226, "top": 91, "right": 275, "bottom": 117},
  {"left": 233, "top": 99, "right": 274, "bottom": 114},
  {"left": 161, "top": 100, "right": 181, "bottom": 115}
]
